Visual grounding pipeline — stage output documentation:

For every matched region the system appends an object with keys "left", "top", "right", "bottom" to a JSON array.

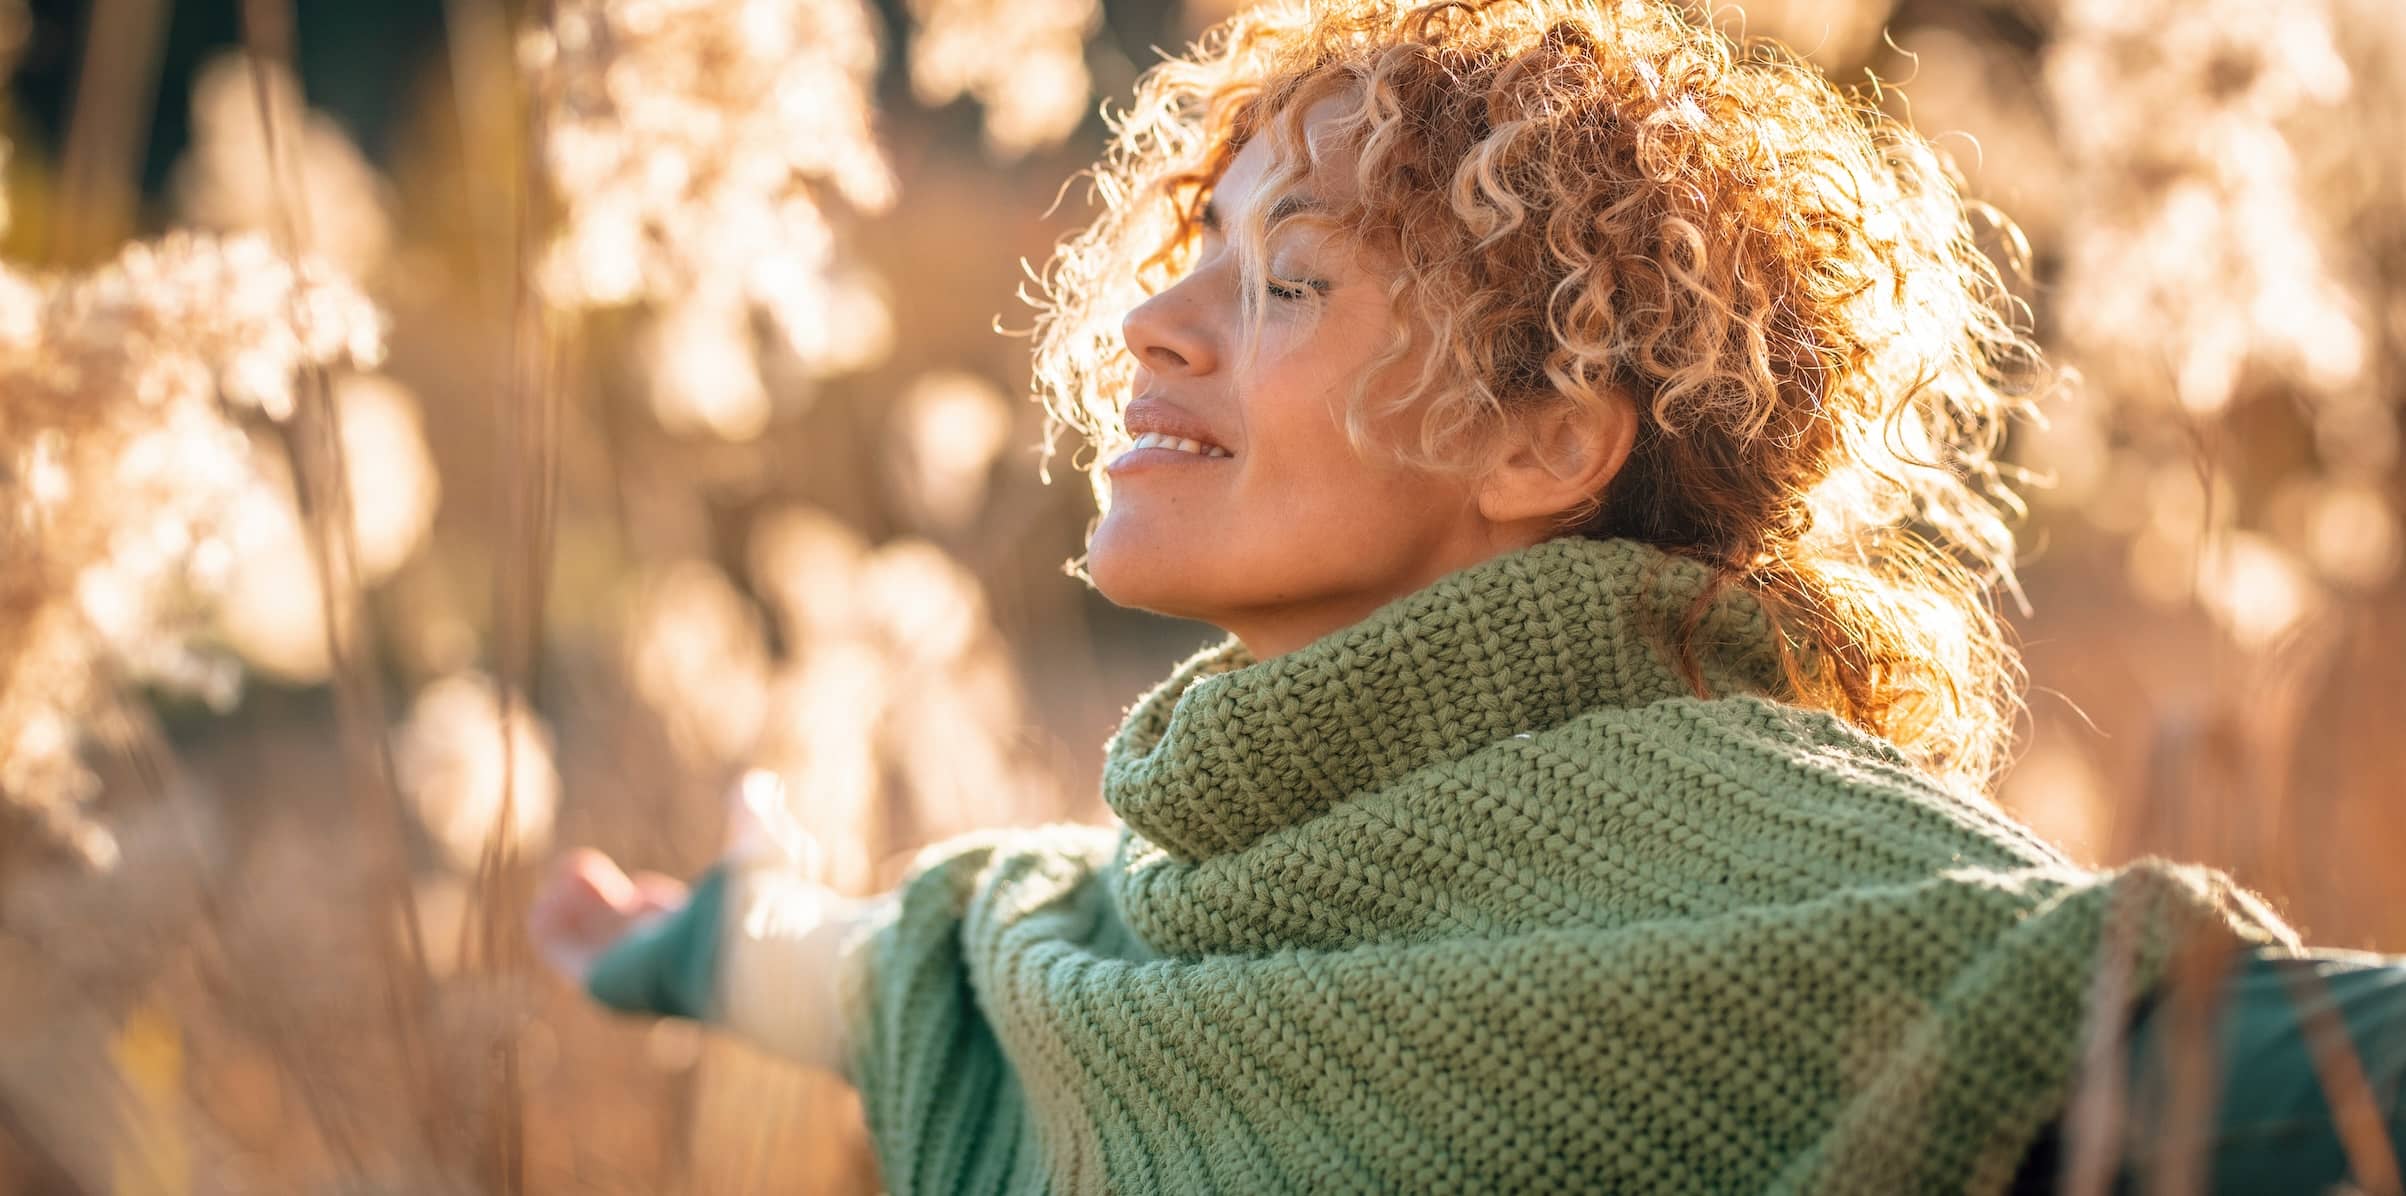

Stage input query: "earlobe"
[{"left": 1475, "top": 395, "right": 1638, "bottom": 527}]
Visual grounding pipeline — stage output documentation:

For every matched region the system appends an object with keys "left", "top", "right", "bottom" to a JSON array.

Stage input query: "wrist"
[{"left": 583, "top": 865, "right": 730, "bottom": 1020}]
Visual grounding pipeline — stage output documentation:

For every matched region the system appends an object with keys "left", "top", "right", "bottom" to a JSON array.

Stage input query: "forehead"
[{"left": 1214, "top": 94, "right": 1363, "bottom": 213}]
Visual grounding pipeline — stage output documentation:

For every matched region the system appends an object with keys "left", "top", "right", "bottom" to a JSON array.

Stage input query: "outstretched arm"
[{"left": 529, "top": 773, "right": 892, "bottom": 1076}]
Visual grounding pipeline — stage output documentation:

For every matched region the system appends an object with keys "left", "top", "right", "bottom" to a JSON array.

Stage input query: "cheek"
[
  {"left": 1240, "top": 357, "right": 1360, "bottom": 469},
  {"left": 1236, "top": 420, "right": 1442, "bottom": 547}
]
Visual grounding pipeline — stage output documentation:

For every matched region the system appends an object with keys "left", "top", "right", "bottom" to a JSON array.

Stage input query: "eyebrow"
[{"left": 1200, "top": 193, "right": 1322, "bottom": 230}]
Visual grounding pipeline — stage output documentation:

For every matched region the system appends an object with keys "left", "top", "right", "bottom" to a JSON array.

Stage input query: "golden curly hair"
[{"left": 1030, "top": 0, "right": 2045, "bottom": 792}]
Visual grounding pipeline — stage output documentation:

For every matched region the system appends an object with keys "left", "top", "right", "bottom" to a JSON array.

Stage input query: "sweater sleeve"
[
  {"left": 845, "top": 824, "right": 1129, "bottom": 1196},
  {"left": 585, "top": 859, "right": 893, "bottom": 1074},
  {"left": 582, "top": 772, "right": 901, "bottom": 1071},
  {"left": 583, "top": 862, "right": 729, "bottom": 1022},
  {"left": 846, "top": 840, "right": 2279, "bottom": 1196}
]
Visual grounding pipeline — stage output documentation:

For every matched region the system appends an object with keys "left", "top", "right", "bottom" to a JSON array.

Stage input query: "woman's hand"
[
  {"left": 529, "top": 848, "right": 691, "bottom": 986},
  {"left": 528, "top": 772, "right": 880, "bottom": 1072}
]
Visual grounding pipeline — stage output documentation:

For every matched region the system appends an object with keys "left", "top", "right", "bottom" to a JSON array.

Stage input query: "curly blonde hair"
[{"left": 1031, "top": 0, "right": 2044, "bottom": 791}]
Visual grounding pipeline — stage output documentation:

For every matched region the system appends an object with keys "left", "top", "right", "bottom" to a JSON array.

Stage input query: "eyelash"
[{"left": 1194, "top": 224, "right": 1327, "bottom": 302}]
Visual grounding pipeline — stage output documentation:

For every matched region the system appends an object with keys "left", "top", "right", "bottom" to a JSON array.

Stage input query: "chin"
[{"left": 1085, "top": 514, "right": 1211, "bottom": 621}]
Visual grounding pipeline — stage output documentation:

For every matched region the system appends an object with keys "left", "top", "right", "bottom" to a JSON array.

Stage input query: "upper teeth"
[{"left": 1133, "top": 432, "right": 1231, "bottom": 458}]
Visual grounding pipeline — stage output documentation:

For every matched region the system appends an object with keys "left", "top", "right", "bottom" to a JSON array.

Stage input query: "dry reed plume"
[
  {"left": 519, "top": 0, "right": 900, "bottom": 440},
  {"left": 905, "top": 0, "right": 1099, "bottom": 157},
  {"left": 3, "top": 0, "right": 2405, "bottom": 1190},
  {"left": 0, "top": 233, "right": 385, "bottom": 867},
  {"left": 7, "top": 0, "right": 1070, "bottom": 1184}
]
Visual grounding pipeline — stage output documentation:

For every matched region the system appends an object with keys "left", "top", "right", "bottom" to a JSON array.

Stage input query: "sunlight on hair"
[
  {"left": 1878, "top": 26, "right": 2067, "bottom": 254},
  {"left": 1699, "top": 0, "right": 1894, "bottom": 74},
  {"left": 1, "top": 0, "right": 2400, "bottom": 1185},
  {"left": 1031, "top": 0, "right": 2042, "bottom": 789}
]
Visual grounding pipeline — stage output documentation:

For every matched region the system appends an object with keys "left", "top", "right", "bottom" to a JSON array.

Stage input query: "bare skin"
[
  {"left": 1087, "top": 96, "right": 1635, "bottom": 660},
  {"left": 527, "top": 848, "right": 689, "bottom": 985},
  {"left": 532, "top": 97, "right": 1635, "bottom": 985}
]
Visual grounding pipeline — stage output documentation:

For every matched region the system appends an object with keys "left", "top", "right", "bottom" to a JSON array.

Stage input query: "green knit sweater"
[{"left": 841, "top": 535, "right": 2279, "bottom": 1194}]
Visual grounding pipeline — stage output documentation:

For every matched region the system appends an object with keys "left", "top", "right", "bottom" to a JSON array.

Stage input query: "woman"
[{"left": 531, "top": 1, "right": 2402, "bottom": 1190}]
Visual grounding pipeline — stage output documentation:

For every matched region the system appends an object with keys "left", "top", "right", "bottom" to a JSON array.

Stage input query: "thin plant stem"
[
  {"left": 459, "top": 0, "right": 568, "bottom": 1190},
  {"left": 48, "top": 0, "right": 168, "bottom": 265},
  {"left": 233, "top": 0, "right": 444, "bottom": 1172},
  {"left": 2281, "top": 964, "right": 2406, "bottom": 1196}
]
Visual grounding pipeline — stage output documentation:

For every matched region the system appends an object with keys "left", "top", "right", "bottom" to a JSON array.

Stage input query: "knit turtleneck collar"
[{"left": 1101, "top": 535, "right": 1792, "bottom": 862}]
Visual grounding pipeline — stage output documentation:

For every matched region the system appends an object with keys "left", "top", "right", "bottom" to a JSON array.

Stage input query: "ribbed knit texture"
[{"left": 845, "top": 535, "right": 2286, "bottom": 1194}]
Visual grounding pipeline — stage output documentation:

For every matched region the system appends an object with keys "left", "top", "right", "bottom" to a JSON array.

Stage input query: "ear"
[{"left": 1474, "top": 394, "right": 1638, "bottom": 528}]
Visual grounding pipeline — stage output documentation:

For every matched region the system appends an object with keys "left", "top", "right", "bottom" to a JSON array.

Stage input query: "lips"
[
  {"left": 1122, "top": 395, "right": 1233, "bottom": 456},
  {"left": 1126, "top": 432, "right": 1232, "bottom": 458},
  {"left": 1105, "top": 436, "right": 1234, "bottom": 473}
]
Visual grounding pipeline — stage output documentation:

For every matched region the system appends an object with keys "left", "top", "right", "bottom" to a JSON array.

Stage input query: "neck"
[
  {"left": 1220, "top": 524, "right": 1552, "bottom": 660},
  {"left": 1220, "top": 591, "right": 1411, "bottom": 662},
  {"left": 1105, "top": 535, "right": 1791, "bottom": 861}
]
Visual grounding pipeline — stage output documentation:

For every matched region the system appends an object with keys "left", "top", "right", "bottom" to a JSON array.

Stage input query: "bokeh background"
[{"left": 1, "top": 0, "right": 2401, "bottom": 1190}]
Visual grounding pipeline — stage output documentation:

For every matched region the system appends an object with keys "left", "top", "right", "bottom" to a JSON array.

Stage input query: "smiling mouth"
[
  {"left": 1129, "top": 432, "right": 1231, "bottom": 458},
  {"left": 1106, "top": 433, "right": 1235, "bottom": 472}
]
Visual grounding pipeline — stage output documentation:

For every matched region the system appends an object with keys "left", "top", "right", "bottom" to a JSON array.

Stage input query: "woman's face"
[{"left": 1086, "top": 102, "right": 1543, "bottom": 660}]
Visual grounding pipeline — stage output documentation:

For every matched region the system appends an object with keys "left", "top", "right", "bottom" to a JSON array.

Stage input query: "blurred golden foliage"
[
  {"left": 0, "top": 233, "right": 385, "bottom": 867},
  {"left": 0, "top": 0, "right": 2402, "bottom": 1189},
  {"left": 905, "top": 0, "right": 1099, "bottom": 156},
  {"left": 397, "top": 671, "right": 559, "bottom": 873},
  {"left": 173, "top": 53, "right": 395, "bottom": 278},
  {"left": 521, "top": 0, "right": 897, "bottom": 440}
]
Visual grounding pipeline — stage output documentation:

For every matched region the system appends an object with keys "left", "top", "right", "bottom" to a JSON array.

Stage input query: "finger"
[
  {"left": 724, "top": 770, "right": 822, "bottom": 875},
  {"left": 630, "top": 871, "right": 690, "bottom": 914},
  {"left": 530, "top": 850, "right": 630, "bottom": 941},
  {"left": 563, "top": 847, "right": 640, "bottom": 911}
]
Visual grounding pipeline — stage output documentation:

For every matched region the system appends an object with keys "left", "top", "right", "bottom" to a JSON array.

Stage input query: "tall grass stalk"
[
  {"left": 48, "top": 0, "right": 165, "bottom": 265},
  {"left": 4, "top": 0, "right": 2403, "bottom": 1190},
  {"left": 234, "top": 0, "right": 444, "bottom": 1176}
]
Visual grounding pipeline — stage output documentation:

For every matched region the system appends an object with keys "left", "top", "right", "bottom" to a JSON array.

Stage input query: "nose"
[{"left": 1120, "top": 278, "right": 1218, "bottom": 378}]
